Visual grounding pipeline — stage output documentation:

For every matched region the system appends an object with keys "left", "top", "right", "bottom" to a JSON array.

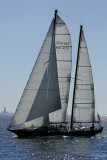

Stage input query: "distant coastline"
[{"left": 0, "top": 107, "right": 13, "bottom": 115}]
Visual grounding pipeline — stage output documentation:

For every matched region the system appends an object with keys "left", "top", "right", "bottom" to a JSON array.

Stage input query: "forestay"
[{"left": 73, "top": 27, "right": 95, "bottom": 123}]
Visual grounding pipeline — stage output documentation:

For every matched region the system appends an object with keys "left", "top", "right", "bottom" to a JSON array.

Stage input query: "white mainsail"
[
  {"left": 49, "top": 15, "right": 72, "bottom": 122},
  {"left": 72, "top": 26, "right": 95, "bottom": 123},
  {"left": 10, "top": 12, "right": 72, "bottom": 128}
]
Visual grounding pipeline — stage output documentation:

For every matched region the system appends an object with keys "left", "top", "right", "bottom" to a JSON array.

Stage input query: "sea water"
[{"left": 0, "top": 115, "right": 107, "bottom": 160}]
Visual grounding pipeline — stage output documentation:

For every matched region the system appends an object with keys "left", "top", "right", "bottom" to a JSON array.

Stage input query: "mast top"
[
  {"left": 80, "top": 25, "right": 83, "bottom": 30},
  {"left": 54, "top": 9, "right": 58, "bottom": 19},
  {"left": 55, "top": 9, "right": 58, "bottom": 15}
]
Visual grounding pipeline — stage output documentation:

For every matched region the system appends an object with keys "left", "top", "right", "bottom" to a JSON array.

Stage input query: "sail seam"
[
  {"left": 25, "top": 89, "right": 60, "bottom": 91},
  {"left": 76, "top": 84, "right": 93, "bottom": 85},
  {"left": 77, "top": 75, "right": 93, "bottom": 77},
  {"left": 57, "top": 60, "right": 72, "bottom": 62},
  {"left": 55, "top": 33, "right": 70, "bottom": 35},
  {"left": 75, "top": 98, "right": 94, "bottom": 100},
  {"left": 75, "top": 89, "right": 94, "bottom": 90},
  {"left": 56, "top": 23, "right": 65, "bottom": 24},
  {"left": 59, "top": 77, "right": 71, "bottom": 78},
  {"left": 74, "top": 103, "right": 94, "bottom": 104},
  {"left": 56, "top": 45, "right": 72, "bottom": 47},
  {"left": 80, "top": 47, "right": 87, "bottom": 48},
  {"left": 78, "top": 66, "right": 91, "bottom": 67}
]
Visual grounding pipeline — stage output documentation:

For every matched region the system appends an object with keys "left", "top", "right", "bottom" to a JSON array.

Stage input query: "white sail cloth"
[
  {"left": 10, "top": 14, "right": 72, "bottom": 128},
  {"left": 73, "top": 28, "right": 95, "bottom": 123},
  {"left": 49, "top": 15, "right": 72, "bottom": 122}
]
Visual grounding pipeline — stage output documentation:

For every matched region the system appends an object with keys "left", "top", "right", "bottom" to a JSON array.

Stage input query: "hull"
[{"left": 7, "top": 127, "right": 103, "bottom": 138}]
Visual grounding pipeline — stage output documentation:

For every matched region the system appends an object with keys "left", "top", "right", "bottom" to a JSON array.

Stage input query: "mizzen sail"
[{"left": 72, "top": 25, "right": 95, "bottom": 123}]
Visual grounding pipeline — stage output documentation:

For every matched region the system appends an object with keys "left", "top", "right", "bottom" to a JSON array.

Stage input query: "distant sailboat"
[{"left": 8, "top": 10, "right": 103, "bottom": 138}]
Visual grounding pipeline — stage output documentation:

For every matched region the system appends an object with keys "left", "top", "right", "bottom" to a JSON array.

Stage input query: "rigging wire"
[
  {"left": 58, "top": 10, "right": 80, "bottom": 26},
  {"left": 52, "top": 8, "right": 80, "bottom": 26}
]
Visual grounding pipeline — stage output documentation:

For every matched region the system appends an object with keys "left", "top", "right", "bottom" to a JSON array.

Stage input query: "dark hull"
[{"left": 8, "top": 127, "right": 103, "bottom": 138}]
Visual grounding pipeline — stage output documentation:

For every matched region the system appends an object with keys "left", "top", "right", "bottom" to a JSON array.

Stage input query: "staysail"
[
  {"left": 71, "top": 25, "right": 95, "bottom": 124},
  {"left": 10, "top": 11, "right": 72, "bottom": 128}
]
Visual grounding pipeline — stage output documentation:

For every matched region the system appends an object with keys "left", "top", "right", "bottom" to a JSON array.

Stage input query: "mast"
[
  {"left": 54, "top": 9, "right": 58, "bottom": 29},
  {"left": 70, "top": 25, "right": 83, "bottom": 129}
]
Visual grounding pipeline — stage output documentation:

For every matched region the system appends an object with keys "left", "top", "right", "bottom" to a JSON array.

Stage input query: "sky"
[{"left": 0, "top": 0, "right": 107, "bottom": 116}]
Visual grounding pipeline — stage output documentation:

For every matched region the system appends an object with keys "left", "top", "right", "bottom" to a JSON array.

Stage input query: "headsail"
[
  {"left": 22, "top": 115, "right": 49, "bottom": 128},
  {"left": 10, "top": 15, "right": 61, "bottom": 127},
  {"left": 71, "top": 25, "right": 95, "bottom": 125},
  {"left": 9, "top": 11, "right": 72, "bottom": 128}
]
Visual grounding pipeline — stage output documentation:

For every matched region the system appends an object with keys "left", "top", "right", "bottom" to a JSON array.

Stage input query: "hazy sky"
[{"left": 0, "top": 0, "right": 107, "bottom": 115}]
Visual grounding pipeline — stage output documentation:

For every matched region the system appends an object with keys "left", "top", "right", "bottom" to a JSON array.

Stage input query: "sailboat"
[{"left": 7, "top": 10, "right": 103, "bottom": 138}]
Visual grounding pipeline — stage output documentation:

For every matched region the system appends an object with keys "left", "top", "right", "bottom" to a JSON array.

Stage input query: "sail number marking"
[{"left": 55, "top": 41, "right": 71, "bottom": 50}]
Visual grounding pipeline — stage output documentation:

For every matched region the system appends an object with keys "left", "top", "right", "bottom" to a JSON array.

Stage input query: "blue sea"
[{"left": 0, "top": 115, "right": 107, "bottom": 160}]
